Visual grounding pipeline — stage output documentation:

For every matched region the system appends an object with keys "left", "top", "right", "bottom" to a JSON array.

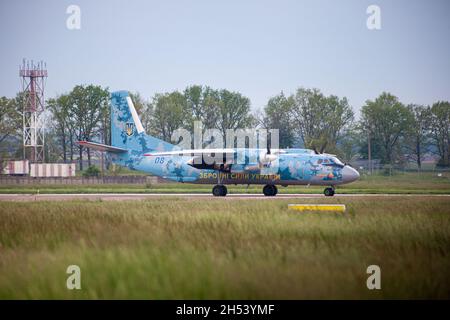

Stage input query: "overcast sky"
[{"left": 1, "top": 0, "right": 449, "bottom": 114}]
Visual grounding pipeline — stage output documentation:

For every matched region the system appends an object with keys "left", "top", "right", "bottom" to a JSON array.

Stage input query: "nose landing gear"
[
  {"left": 324, "top": 186, "right": 335, "bottom": 197},
  {"left": 263, "top": 184, "right": 278, "bottom": 196}
]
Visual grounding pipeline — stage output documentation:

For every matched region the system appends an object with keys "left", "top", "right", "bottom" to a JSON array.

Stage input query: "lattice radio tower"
[{"left": 20, "top": 59, "right": 47, "bottom": 163}]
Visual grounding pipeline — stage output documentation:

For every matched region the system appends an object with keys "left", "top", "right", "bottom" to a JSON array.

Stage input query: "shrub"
[{"left": 82, "top": 165, "right": 101, "bottom": 177}]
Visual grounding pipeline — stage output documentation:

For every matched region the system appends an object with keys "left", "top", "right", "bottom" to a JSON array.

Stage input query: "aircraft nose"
[{"left": 342, "top": 165, "right": 360, "bottom": 183}]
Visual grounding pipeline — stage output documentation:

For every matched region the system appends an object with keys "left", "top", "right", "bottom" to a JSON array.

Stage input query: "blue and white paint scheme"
[{"left": 79, "top": 91, "right": 360, "bottom": 196}]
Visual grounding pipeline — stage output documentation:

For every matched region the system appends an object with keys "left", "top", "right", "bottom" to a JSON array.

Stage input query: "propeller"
[
  {"left": 259, "top": 140, "right": 276, "bottom": 165},
  {"left": 259, "top": 149, "right": 277, "bottom": 165}
]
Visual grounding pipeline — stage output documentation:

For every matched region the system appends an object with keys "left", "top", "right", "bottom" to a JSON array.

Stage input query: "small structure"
[
  {"left": 1, "top": 160, "right": 76, "bottom": 177},
  {"left": 30, "top": 163, "right": 76, "bottom": 177},
  {"left": 1, "top": 160, "right": 30, "bottom": 175}
]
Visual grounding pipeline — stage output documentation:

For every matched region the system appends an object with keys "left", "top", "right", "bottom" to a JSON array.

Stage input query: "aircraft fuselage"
[{"left": 110, "top": 148, "right": 360, "bottom": 187}]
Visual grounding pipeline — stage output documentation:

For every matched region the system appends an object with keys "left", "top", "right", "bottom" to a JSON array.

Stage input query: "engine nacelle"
[{"left": 259, "top": 151, "right": 277, "bottom": 164}]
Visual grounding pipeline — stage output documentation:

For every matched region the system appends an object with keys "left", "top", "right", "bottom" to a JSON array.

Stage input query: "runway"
[{"left": 0, "top": 193, "right": 449, "bottom": 201}]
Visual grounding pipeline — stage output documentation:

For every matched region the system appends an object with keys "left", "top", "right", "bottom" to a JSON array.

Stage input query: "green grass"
[
  {"left": 1, "top": 171, "right": 449, "bottom": 194},
  {"left": 0, "top": 196, "right": 449, "bottom": 299}
]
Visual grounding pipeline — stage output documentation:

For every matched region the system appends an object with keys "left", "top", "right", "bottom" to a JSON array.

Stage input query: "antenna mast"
[{"left": 20, "top": 59, "right": 47, "bottom": 163}]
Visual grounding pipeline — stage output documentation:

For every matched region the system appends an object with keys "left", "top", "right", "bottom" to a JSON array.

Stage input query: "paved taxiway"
[{"left": 0, "top": 193, "right": 449, "bottom": 201}]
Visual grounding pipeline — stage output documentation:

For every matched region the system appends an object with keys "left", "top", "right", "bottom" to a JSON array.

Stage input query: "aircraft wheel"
[
  {"left": 324, "top": 187, "right": 335, "bottom": 197},
  {"left": 263, "top": 184, "right": 277, "bottom": 196},
  {"left": 220, "top": 185, "right": 228, "bottom": 196},
  {"left": 213, "top": 185, "right": 227, "bottom": 197}
]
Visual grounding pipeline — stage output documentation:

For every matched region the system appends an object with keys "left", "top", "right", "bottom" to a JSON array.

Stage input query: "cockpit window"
[{"left": 331, "top": 157, "right": 345, "bottom": 167}]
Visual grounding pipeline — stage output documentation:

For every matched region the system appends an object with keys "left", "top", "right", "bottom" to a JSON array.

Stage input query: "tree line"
[
  {"left": 263, "top": 89, "right": 450, "bottom": 168},
  {"left": 0, "top": 84, "right": 449, "bottom": 169}
]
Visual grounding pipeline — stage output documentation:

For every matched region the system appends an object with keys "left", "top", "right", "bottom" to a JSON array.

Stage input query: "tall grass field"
[{"left": 0, "top": 196, "right": 449, "bottom": 299}]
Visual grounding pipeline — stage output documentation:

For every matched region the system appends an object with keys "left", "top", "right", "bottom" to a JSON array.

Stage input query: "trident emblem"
[{"left": 125, "top": 123, "right": 134, "bottom": 136}]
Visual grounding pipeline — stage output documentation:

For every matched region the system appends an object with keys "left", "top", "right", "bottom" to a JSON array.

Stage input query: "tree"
[
  {"left": 337, "top": 127, "right": 362, "bottom": 163},
  {"left": 361, "top": 92, "right": 413, "bottom": 165},
  {"left": 184, "top": 85, "right": 203, "bottom": 122},
  {"left": 291, "top": 88, "right": 354, "bottom": 154},
  {"left": 0, "top": 95, "right": 22, "bottom": 145},
  {"left": 68, "top": 85, "right": 109, "bottom": 170},
  {"left": 403, "top": 104, "right": 432, "bottom": 169},
  {"left": 215, "top": 89, "right": 254, "bottom": 142},
  {"left": 44, "top": 130, "right": 63, "bottom": 163},
  {"left": 261, "top": 92, "right": 295, "bottom": 148},
  {"left": 184, "top": 85, "right": 220, "bottom": 131},
  {"left": 149, "top": 91, "right": 189, "bottom": 142},
  {"left": 430, "top": 101, "right": 450, "bottom": 167},
  {"left": 148, "top": 86, "right": 254, "bottom": 148},
  {"left": 47, "top": 95, "right": 71, "bottom": 162}
]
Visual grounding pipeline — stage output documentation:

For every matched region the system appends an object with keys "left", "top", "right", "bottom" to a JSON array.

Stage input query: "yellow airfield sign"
[{"left": 288, "top": 204, "right": 346, "bottom": 212}]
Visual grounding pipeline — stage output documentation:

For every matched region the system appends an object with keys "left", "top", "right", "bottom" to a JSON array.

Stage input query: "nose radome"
[{"left": 342, "top": 165, "right": 360, "bottom": 183}]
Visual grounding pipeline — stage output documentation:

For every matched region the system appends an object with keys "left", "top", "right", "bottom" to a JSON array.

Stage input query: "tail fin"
[{"left": 110, "top": 91, "right": 175, "bottom": 153}]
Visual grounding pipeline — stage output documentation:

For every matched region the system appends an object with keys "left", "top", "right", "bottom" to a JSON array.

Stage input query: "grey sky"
[{"left": 1, "top": 0, "right": 449, "bottom": 114}]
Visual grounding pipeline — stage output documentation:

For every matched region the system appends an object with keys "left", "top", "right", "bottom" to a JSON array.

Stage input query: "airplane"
[{"left": 78, "top": 91, "right": 360, "bottom": 197}]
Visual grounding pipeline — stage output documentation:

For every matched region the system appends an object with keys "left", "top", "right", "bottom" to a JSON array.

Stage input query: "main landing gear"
[
  {"left": 212, "top": 185, "right": 228, "bottom": 196},
  {"left": 324, "top": 186, "right": 335, "bottom": 197},
  {"left": 212, "top": 184, "right": 278, "bottom": 197},
  {"left": 263, "top": 184, "right": 278, "bottom": 196},
  {"left": 213, "top": 172, "right": 228, "bottom": 196}
]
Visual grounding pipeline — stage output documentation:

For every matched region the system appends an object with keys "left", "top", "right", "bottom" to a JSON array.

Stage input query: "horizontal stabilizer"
[{"left": 77, "top": 141, "right": 127, "bottom": 153}]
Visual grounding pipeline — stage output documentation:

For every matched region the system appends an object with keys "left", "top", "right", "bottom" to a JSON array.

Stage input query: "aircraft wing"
[
  {"left": 77, "top": 141, "right": 128, "bottom": 153},
  {"left": 143, "top": 149, "right": 237, "bottom": 157}
]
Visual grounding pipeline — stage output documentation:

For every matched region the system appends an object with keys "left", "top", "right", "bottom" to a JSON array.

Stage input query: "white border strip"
[{"left": 126, "top": 96, "right": 145, "bottom": 134}]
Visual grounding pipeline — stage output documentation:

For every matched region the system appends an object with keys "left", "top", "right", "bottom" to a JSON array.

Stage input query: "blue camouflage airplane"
[{"left": 79, "top": 91, "right": 360, "bottom": 197}]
